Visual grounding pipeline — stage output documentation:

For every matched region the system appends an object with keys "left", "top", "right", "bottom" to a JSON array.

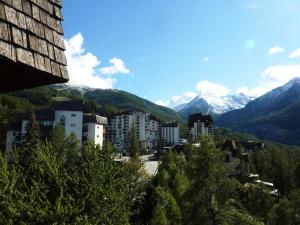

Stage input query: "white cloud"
[
  {"left": 237, "top": 65, "right": 300, "bottom": 97},
  {"left": 100, "top": 57, "right": 130, "bottom": 75},
  {"left": 155, "top": 92, "right": 197, "bottom": 108},
  {"left": 155, "top": 100, "right": 169, "bottom": 107},
  {"left": 64, "top": 33, "right": 130, "bottom": 89},
  {"left": 236, "top": 86, "right": 267, "bottom": 97},
  {"left": 196, "top": 80, "right": 231, "bottom": 98},
  {"left": 261, "top": 65, "right": 300, "bottom": 87},
  {"left": 289, "top": 48, "right": 300, "bottom": 59},
  {"left": 268, "top": 46, "right": 285, "bottom": 55},
  {"left": 203, "top": 57, "right": 210, "bottom": 63},
  {"left": 159, "top": 63, "right": 300, "bottom": 108},
  {"left": 156, "top": 81, "right": 231, "bottom": 108}
]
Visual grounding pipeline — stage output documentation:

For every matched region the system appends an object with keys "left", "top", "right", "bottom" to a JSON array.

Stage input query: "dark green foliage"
[
  {"left": 0, "top": 85, "right": 185, "bottom": 152},
  {"left": 152, "top": 186, "right": 182, "bottom": 225},
  {"left": 216, "top": 80, "right": 300, "bottom": 146},
  {"left": 0, "top": 95, "right": 35, "bottom": 153},
  {"left": 146, "top": 136, "right": 267, "bottom": 225},
  {"left": 129, "top": 125, "right": 140, "bottom": 159},
  {"left": 2, "top": 85, "right": 300, "bottom": 224},
  {"left": 0, "top": 125, "right": 140, "bottom": 225},
  {"left": 150, "top": 205, "right": 169, "bottom": 225},
  {"left": 295, "top": 164, "right": 300, "bottom": 188},
  {"left": 24, "top": 114, "right": 41, "bottom": 147},
  {"left": 183, "top": 136, "right": 235, "bottom": 225},
  {"left": 267, "top": 198, "right": 294, "bottom": 225},
  {"left": 10, "top": 86, "right": 57, "bottom": 107},
  {"left": 251, "top": 147, "right": 296, "bottom": 196},
  {"left": 83, "top": 88, "right": 184, "bottom": 122},
  {"left": 49, "top": 124, "right": 68, "bottom": 162},
  {"left": 143, "top": 150, "right": 189, "bottom": 225},
  {"left": 242, "top": 186, "right": 276, "bottom": 222}
]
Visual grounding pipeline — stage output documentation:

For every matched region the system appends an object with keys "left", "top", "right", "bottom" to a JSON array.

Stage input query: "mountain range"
[
  {"left": 176, "top": 94, "right": 254, "bottom": 120},
  {"left": 216, "top": 78, "right": 300, "bottom": 145},
  {"left": 3, "top": 77, "right": 300, "bottom": 146}
]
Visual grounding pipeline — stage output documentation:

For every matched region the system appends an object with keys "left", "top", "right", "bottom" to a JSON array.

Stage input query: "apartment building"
[
  {"left": 83, "top": 114, "right": 108, "bottom": 146},
  {"left": 109, "top": 111, "right": 149, "bottom": 152},
  {"left": 161, "top": 122, "right": 180, "bottom": 146},
  {"left": 5, "top": 101, "right": 108, "bottom": 158},
  {"left": 108, "top": 111, "right": 181, "bottom": 153},
  {"left": 188, "top": 113, "right": 214, "bottom": 142}
]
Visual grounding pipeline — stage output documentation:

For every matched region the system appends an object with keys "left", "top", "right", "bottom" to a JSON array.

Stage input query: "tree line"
[{"left": 1, "top": 116, "right": 300, "bottom": 224}]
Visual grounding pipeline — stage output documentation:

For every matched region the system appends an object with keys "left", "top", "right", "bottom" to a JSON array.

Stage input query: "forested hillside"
[
  {"left": 216, "top": 78, "right": 300, "bottom": 146},
  {"left": 0, "top": 85, "right": 184, "bottom": 152},
  {"left": 2, "top": 121, "right": 300, "bottom": 224}
]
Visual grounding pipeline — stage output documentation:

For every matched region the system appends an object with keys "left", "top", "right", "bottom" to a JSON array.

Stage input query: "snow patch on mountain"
[
  {"left": 205, "top": 94, "right": 255, "bottom": 114},
  {"left": 177, "top": 93, "right": 254, "bottom": 115}
]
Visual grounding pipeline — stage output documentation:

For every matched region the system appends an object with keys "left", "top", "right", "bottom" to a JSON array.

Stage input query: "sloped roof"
[
  {"left": 84, "top": 114, "right": 108, "bottom": 125},
  {"left": 0, "top": 0, "right": 68, "bottom": 92}
]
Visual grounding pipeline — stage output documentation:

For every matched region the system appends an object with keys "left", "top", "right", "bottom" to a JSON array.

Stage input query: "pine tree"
[
  {"left": 13, "top": 113, "right": 41, "bottom": 168},
  {"left": 267, "top": 198, "right": 294, "bottom": 225},
  {"left": 274, "top": 159, "right": 294, "bottom": 197},
  {"left": 294, "top": 164, "right": 300, "bottom": 189},
  {"left": 23, "top": 113, "right": 40, "bottom": 148},
  {"left": 49, "top": 124, "right": 67, "bottom": 162},
  {"left": 150, "top": 205, "right": 169, "bottom": 225},
  {"left": 183, "top": 135, "right": 234, "bottom": 225},
  {"left": 129, "top": 124, "right": 140, "bottom": 159}
]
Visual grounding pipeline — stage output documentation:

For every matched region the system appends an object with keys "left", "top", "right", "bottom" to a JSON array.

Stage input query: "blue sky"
[{"left": 62, "top": 0, "right": 300, "bottom": 107}]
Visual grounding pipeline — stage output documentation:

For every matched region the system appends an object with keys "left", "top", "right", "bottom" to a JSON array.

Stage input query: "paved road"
[
  {"left": 115, "top": 155, "right": 159, "bottom": 176},
  {"left": 144, "top": 161, "right": 159, "bottom": 176}
]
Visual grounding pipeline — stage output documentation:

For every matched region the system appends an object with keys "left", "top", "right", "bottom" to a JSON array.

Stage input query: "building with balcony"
[
  {"left": 5, "top": 100, "right": 108, "bottom": 158},
  {"left": 108, "top": 111, "right": 149, "bottom": 152},
  {"left": 161, "top": 122, "right": 180, "bottom": 146},
  {"left": 188, "top": 113, "right": 214, "bottom": 141},
  {"left": 108, "top": 111, "right": 181, "bottom": 153},
  {"left": 83, "top": 114, "right": 108, "bottom": 146}
]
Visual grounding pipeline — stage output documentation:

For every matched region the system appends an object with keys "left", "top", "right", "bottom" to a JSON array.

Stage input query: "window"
[
  {"left": 71, "top": 124, "right": 76, "bottom": 127},
  {"left": 71, "top": 114, "right": 76, "bottom": 117},
  {"left": 60, "top": 116, "right": 65, "bottom": 126}
]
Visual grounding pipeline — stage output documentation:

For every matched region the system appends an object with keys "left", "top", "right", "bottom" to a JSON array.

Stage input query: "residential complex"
[
  {"left": 6, "top": 101, "right": 220, "bottom": 156},
  {"left": 108, "top": 111, "right": 180, "bottom": 153},
  {"left": 188, "top": 113, "right": 214, "bottom": 141},
  {"left": 5, "top": 100, "right": 107, "bottom": 158},
  {"left": 161, "top": 122, "right": 180, "bottom": 146}
]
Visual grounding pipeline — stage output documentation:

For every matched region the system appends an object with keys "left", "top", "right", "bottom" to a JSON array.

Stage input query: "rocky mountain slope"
[
  {"left": 216, "top": 78, "right": 300, "bottom": 145},
  {"left": 178, "top": 94, "right": 253, "bottom": 120}
]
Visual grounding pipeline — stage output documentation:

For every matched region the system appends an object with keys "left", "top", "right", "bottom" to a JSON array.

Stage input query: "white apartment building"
[
  {"left": 109, "top": 111, "right": 181, "bottom": 153},
  {"left": 109, "top": 111, "right": 149, "bottom": 152},
  {"left": 5, "top": 101, "right": 108, "bottom": 158},
  {"left": 83, "top": 114, "right": 108, "bottom": 146},
  {"left": 161, "top": 122, "right": 180, "bottom": 146},
  {"left": 54, "top": 110, "right": 83, "bottom": 145},
  {"left": 188, "top": 113, "right": 214, "bottom": 142},
  {"left": 146, "top": 115, "right": 161, "bottom": 149}
]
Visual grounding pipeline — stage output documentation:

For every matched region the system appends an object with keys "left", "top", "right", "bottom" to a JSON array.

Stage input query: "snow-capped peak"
[
  {"left": 177, "top": 93, "right": 254, "bottom": 115},
  {"left": 204, "top": 94, "right": 254, "bottom": 114}
]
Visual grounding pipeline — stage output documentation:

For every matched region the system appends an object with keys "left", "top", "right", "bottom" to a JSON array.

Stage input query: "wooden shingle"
[{"left": 0, "top": 0, "right": 68, "bottom": 92}]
